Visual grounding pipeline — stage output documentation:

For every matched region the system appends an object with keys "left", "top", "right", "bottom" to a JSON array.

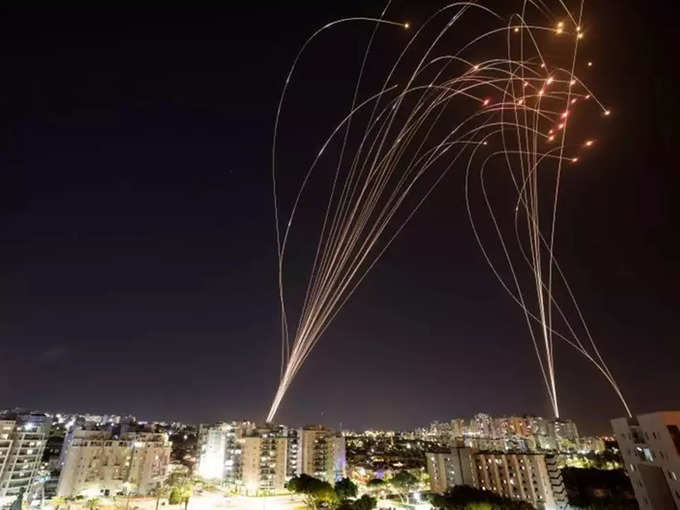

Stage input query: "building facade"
[
  {"left": 419, "top": 414, "right": 580, "bottom": 454},
  {"left": 0, "top": 414, "right": 49, "bottom": 507},
  {"left": 241, "top": 427, "right": 289, "bottom": 495},
  {"left": 612, "top": 411, "right": 680, "bottom": 510},
  {"left": 299, "top": 425, "right": 346, "bottom": 482},
  {"left": 57, "top": 431, "right": 171, "bottom": 498},
  {"left": 426, "top": 447, "right": 565, "bottom": 510}
]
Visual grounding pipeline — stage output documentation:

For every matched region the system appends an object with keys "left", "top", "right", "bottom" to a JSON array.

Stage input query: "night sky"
[{"left": 1, "top": 3, "right": 678, "bottom": 434}]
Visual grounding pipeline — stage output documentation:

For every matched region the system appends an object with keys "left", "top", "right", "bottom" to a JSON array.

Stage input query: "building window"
[{"left": 668, "top": 426, "right": 680, "bottom": 455}]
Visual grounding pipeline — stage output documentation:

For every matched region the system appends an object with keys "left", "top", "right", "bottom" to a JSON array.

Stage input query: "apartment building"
[
  {"left": 0, "top": 413, "right": 49, "bottom": 507},
  {"left": 612, "top": 411, "right": 680, "bottom": 510},
  {"left": 426, "top": 447, "right": 566, "bottom": 509},
  {"left": 56, "top": 430, "right": 171, "bottom": 498}
]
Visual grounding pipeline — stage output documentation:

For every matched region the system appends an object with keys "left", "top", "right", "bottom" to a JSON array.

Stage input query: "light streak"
[{"left": 268, "top": 1, "right": 631, "bottom": 422}]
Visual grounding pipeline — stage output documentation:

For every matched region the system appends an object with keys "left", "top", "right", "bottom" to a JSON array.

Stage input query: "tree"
[
  {"left": 366, "top": 478, "right": 385, "bottom": 497},
  {"left": 353, "top": 495, "right": 376, "bottom": 510},
  {"left": 334, "top": 478, "right": 358, "bottom": 500},
  {"left": 428, "top": 485, "right": 535, "bottom": 510},
  {"left": 86, "top": 498, "right": 100, "bottom": 510},
  {"left": 152, "top": 485, "right": 170, "bottom": 510},
  {"left": 180, "top": 485, "right": 193, "bottom": 510},
  {"left": 389, "top": 471, "right": 418, "bottom": 503},
  {"left": 287, "top": 474, "right": 337, "bottom": 510},
  {"left": 168, "top": 487, "right": 183, "bottom": 505}
]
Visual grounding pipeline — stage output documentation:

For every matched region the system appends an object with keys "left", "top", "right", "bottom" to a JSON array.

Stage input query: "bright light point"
[
  {"left": 570, "top": 79, "right": 576, "bottom": 86},
  {"left": 558, "top": 21, "right": 564, "bottom": 27},
  {"left": 517, "top": 99, "right": 524, "bottom": 105},
  {"left": 571, "top": 157, "right": 579, "bottom": 163},
  {"left": 523, "top": 81, "right": 529, "bottom": 87},
  {"left": 514, "top": 27, "right": 519, "bottom": 33},
  {"left": 571, "top": 98, "right": 577, "bottom": 104},
  {"left": 473, "top": 64, "right": 480, "bottom": 71},
  {"left": 404, "top": 23, "right": 410, "bottom": 29},
  {"left": 483, "top": 98, "right": 490, "bottom": 106},
  {"left": 548, "top": 135, "right": 555, "bottom": 141},
  {"left": 548, "top": 129, "right": 554, "bottom": 134},
  {"left": 587, "top": 61, "right": 593, "bottom": 67},
  {"left": 538, "top": 89, "right": 544, "bottom": 96},
  {"left": 482, "top": 141, "right": 488, "bottom": 145},
  {"left": 576, "top": 25, "right": 581, "bottom": 31},
  {"left": 546, "top": 77, "right": 554, "bottom": 85},
  {"left": 540, "top": 63, "right": 546, "bottom": 68},
  {"left": 577, "top": 33, "right": 584, "bottom": 39},
  {"left": 558, "top": 123, "right": 565, "bottom": 129},
  {"left": 585, "top": 94, "right": 591, "bottom": 99},
  {"left": 585, "top": 140, "right": 594, "bottom": 146},
  {"left": 604, "top": 109, "right": 611, "bottom": 116},
  {"left": 561, "top": 111, "right": 569, "bottom": 118}
]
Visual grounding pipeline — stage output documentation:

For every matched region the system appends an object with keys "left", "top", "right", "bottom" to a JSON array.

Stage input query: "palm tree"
[
  {"left": 153, "top": 485, "right": 170, "bottom": 510},
  {"left": 86, "top": 497, "right": 100, "bottom": 510}
]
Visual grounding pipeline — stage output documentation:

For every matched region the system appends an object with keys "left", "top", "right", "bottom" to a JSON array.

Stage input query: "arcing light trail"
[{"left": 267, "top": 1, "right": 631, "bottom": 423}]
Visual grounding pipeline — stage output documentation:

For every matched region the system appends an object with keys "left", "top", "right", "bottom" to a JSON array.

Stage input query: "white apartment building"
[
  {"left": 57, "top": 430, "right": 171, "bottom": 498},
  {"left": 299, "top": 425, "right": 346, "bottom": 483},
  {"left": 241, "top": 427, "right": 289, "bottom": 495},
  {"left": 612, "top": 411, "right": 680, "bottom": 510},
  {"left": 426, "top": 447, "right": 566, "bottom": 510},
  {"left": 0, "top": 414, "right": 49, "bottom": 507},
  {"left": 197, "top": 423, "right": 231, "bottom": 481}
]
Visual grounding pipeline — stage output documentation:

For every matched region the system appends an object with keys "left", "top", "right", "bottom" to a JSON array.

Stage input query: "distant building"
[
  {"left": 56, "top": 430, "right": 171, "bottom": 498},
  {"left": 0, "top": 413, "right": 49, "bottom": 507},
  {"left": 611, "top": 411, "right": 680, "bottom": 510},
  {"left": 420, "top": 414, "right": 581, "bottom": 454},
  {"left": 426, "top": 447, "right": 565, "bottom": 510},
  {"left": 470, "top": 413, "right": 493, "bottom": 438},
  {"left": 299, "top": 425, "right": 346, "bottom": 482},
  {"left": 577, "top": 436, "right": 605, "bottom": 454}
]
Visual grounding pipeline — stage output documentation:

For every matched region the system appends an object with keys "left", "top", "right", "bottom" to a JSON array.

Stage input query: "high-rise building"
[
  {"left": 197, "top": 423, "right": 230, "bottom": 481},
  {"left": 426, "top": 447, "right": 565, "bottom": 510},
  {"left": 611, "top": 411, "right": 680, "bottom": 510},
  {"left": 196, "top": 421, "right": 255, "bottom": 489},
  {"left": 56, "top": 430, "right": 171, "bottom": 498},
  {"left": 241, "top": 426, "right": 290, "bottom": 495},
  {"left": 0, "top": 413, "right": 49, "bottom": 507},
  {"left": 551, "top": 419, "right": 579, "bottom": 452},
  {"left": 299, "top": 425, "right": 346, "bottom": 483}
]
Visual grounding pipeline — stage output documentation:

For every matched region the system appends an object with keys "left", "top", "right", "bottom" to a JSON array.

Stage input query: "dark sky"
[{"left": 0, "top": 3, "right": 678, "bottom": 435}]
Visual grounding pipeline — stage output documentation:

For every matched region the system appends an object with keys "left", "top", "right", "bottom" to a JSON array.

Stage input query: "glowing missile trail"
[{"left": 267, "top": 1, "right": 631, "bottom": 422}]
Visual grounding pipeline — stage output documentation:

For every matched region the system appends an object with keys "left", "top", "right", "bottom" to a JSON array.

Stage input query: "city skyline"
[{"left": 0, "top": 3, "right": 678, "bottom": 435}]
